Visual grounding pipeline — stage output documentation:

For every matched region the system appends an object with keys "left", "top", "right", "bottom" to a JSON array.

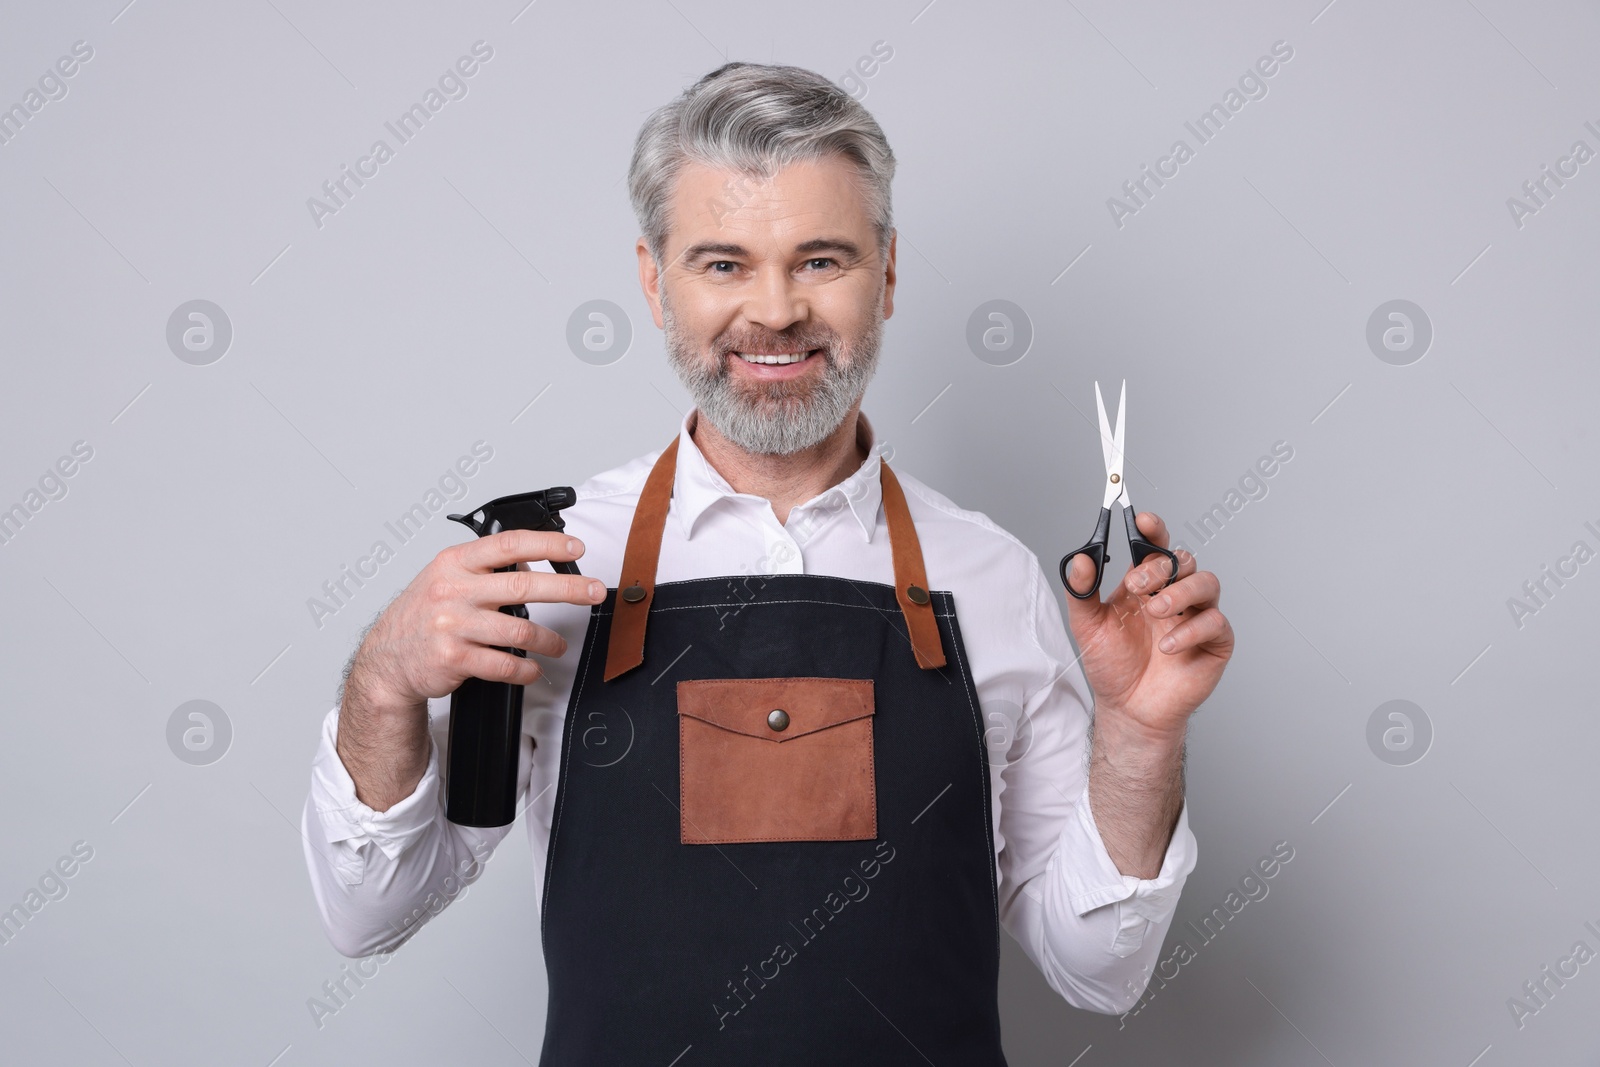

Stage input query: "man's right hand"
[
  {"left": 335, "top": 531, "right": 605, "bottom": 810},
  {"left": 350, "top": 531, "right": 604, "bottom": 709}
]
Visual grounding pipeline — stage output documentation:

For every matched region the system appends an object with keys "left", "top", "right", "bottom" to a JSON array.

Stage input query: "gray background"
[{"left": 1, "top": 0, "right": 1595, "bottom": 1063}]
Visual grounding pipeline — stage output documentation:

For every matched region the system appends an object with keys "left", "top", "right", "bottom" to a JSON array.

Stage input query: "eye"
[
  {"left": 709, "top": 260, "right": 738, "bottom": 273},
  {"left": 804, "top": 258, "right": 836, "bottom": 270}
]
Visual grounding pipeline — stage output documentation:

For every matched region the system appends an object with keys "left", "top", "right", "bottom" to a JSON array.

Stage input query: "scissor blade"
[
  {"left": 1093, "top": 383, "right": 1116, "bottom": 499},
  {"left": 1096, "top": 380, "right": 1125, "bottom": 509},
  {"left": 1112, "top": 380, "right": 1127, "bottom": 464}
]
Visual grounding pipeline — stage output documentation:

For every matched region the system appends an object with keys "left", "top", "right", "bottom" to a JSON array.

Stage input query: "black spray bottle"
[{"left": 444, "top": 487, "right": 579, "bottom": 827}]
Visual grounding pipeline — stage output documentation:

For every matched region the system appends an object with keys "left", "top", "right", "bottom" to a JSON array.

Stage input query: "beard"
[{"left": 661, "top": 286, "right": 884, "bottom": 456}]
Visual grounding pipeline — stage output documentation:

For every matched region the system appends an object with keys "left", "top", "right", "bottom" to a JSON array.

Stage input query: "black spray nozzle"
[
  {"left": 448, "top": 487, "right": 577, "bottom": 538},
  {"left": 448, "top": 486, "right": 580, "bottom": 576}
]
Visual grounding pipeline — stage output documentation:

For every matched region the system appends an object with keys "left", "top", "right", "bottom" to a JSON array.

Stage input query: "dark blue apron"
[{"left": 538, "top": 436, "right": 1008, "bottom": 1064}]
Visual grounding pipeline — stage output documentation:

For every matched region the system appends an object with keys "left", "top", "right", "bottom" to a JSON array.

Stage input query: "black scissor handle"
[
  {"left": 1060, "top": 507, "right": 1113, "bottom": 600},
  {"left": 1123, "top": 506, "right": 1180, "bottom": 592},
  {"left": 1060, "top": 506, "right": 1181, "bottom": 601}
]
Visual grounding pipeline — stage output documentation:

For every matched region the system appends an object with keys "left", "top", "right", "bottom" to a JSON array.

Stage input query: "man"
[{"left": 302, "top": 62, "right": 1232, "bottom": 1062}]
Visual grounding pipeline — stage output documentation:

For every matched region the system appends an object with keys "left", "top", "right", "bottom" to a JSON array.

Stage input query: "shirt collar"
[{"left": 672, "top": 407, "right": 887, "bottom": 544}]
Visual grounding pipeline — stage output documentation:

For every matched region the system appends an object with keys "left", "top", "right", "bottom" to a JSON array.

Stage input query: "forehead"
[{"left": 666, "top": 156, "right": 875, "bottom": 253}]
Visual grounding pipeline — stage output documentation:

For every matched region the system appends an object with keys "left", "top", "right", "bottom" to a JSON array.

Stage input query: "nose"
[{"left": 741, "top": 265, "right": 807, "bottom": 336}]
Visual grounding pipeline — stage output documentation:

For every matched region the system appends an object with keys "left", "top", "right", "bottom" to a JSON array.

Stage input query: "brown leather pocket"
[{"left": 676, "top": 677, "right": 876, "bottom": 844}]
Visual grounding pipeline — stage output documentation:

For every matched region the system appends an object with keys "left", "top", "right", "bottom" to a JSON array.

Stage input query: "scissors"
[{"left": 1059, "top": 380, "right": 1180, "bottom": 600}]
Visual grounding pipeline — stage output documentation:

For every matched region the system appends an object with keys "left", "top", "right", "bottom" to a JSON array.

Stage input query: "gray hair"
[{"left": 628, "top": 62, "right": 896, "bottom": 267}]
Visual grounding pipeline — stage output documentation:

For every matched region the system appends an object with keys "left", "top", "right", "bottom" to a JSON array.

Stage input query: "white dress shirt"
[{"left": 300, "top": 407, "right": 1198, "bottom": 1015}]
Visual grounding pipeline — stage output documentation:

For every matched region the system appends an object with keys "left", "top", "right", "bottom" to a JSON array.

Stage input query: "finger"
[
  {"left": 1065, "top": 552, "right": 1101, "bottom": 596},
  {"left": 456, "top": 529, "right": 587, "bottom": 573},
  {"left": 479, "top": 568, "right": 607, "bottom": 608},
  {"left": 423, "top": 595, "right": 569, "bottom": 658},
  {"left": 450, "top": 606, "right": 570, "bottom": 659},
  {"left": 1134, "top": 511, "right": 1170, "bottom": 549},
  {"left": 453, "top": 642, "right": 547, "bottom": 687},
  {"left": 1155, "top": 606, "right": 1234, "bottom": 655},
  {"left": 1144, "top": 569, "right": 1220, "bottom": 620},
  {"left": 1062, "top": 552, "right": 1112, "bottom": 626},
  {"left": 1125, "top": 547, "right": 1195, "bottom": 597}
]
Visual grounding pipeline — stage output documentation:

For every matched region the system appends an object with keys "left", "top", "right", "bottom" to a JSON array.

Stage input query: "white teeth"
[{"left": 737, "top": 351, "right": 810, "bottom": 365}]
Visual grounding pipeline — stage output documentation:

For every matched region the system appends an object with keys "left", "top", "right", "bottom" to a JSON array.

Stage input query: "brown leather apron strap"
[
  {"left": 602, "top": 433, "right": 946, "bottom": 681},
  {"left": 603, "top": 436, "right": 680, "bottom": 682},
  {"left": 879, "top": 461, "right": 947, "bottom": 670}
]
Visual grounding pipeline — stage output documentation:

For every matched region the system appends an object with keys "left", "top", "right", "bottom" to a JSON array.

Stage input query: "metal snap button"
[
  {"left": 622, "top": 584, "right": 646, "bottom": 603},
  {"left": 767, "top": 708, "right": 790, "bottom": 731},
  {"left": 906, "top": 584, "right": 929, "bottom": 605}
]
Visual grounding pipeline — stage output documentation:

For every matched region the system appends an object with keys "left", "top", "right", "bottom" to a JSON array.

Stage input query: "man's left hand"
[{"left": 1062, "top": 511, "right": 1233, "bottom": 740}]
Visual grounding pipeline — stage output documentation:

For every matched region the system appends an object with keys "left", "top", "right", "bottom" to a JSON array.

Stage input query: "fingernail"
[
  {"left": 590, "top": 581, "right": 605, "bottom": 600},
  {"left": 1152, "top": 595, "right": 1170, "bottom": 612},
  {"left": 567, "top": 538, "right": 579, "bottom": 555},
  {"left": 1159, "top": 635, "right": 1176, "bottom": 652}
]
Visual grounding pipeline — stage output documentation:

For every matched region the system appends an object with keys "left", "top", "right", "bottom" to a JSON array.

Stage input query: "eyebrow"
[
  {"left": 678, "top": 237, "right": 865, "bottom": 263},
  {"left": 794, "top": 238, "right": 863, "bottom": 258},
  {"left": 679, "top": 241, "right": 746, "bottom": 262}
]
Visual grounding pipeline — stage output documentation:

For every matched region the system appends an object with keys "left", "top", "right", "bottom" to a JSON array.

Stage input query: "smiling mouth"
[{"left": 732, "top": 349, "right": 822, "bottom": 366}]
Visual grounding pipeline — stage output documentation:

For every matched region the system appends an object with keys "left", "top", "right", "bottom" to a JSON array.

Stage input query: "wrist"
[
  {"left": 343, "top": 656, "right": 426, "bottom": 721},
  {"left": 1092, "top": 700, "right": 1188, "bottom": 755}
]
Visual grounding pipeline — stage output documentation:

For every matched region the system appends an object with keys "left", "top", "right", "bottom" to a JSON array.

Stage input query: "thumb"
[{"left": 1061, "top": 552, "right": 1110, "bottom": 629}]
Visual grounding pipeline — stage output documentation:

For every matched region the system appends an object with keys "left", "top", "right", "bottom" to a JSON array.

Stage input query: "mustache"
[{"left": 716, "top": 330, "right": 838, "bottom": 357}]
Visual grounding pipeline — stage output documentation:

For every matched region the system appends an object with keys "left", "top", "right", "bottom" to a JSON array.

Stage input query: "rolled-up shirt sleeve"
[
  {"left": 995, "top": 552, "right": 1198, "bottom": 1015},
  {"left": 300, "top": 695, "right": 528, "bottom": 958}
]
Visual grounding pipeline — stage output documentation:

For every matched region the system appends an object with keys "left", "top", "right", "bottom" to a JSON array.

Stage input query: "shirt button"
[{"left": 766, "top": 540, "right": 801, "bottom": 574}]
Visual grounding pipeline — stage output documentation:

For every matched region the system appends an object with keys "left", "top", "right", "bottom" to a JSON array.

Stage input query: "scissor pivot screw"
[{"left": 1109, "top": 473, "right": 1120, "bottom": 484}]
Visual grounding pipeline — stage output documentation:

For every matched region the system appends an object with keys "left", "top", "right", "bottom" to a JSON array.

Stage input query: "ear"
[
  {"left": 636, "top": 237, "right": 665, "bottom": 329},
  {"left": 881, "top": 229, "right": 897, "bottom": 321}
]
